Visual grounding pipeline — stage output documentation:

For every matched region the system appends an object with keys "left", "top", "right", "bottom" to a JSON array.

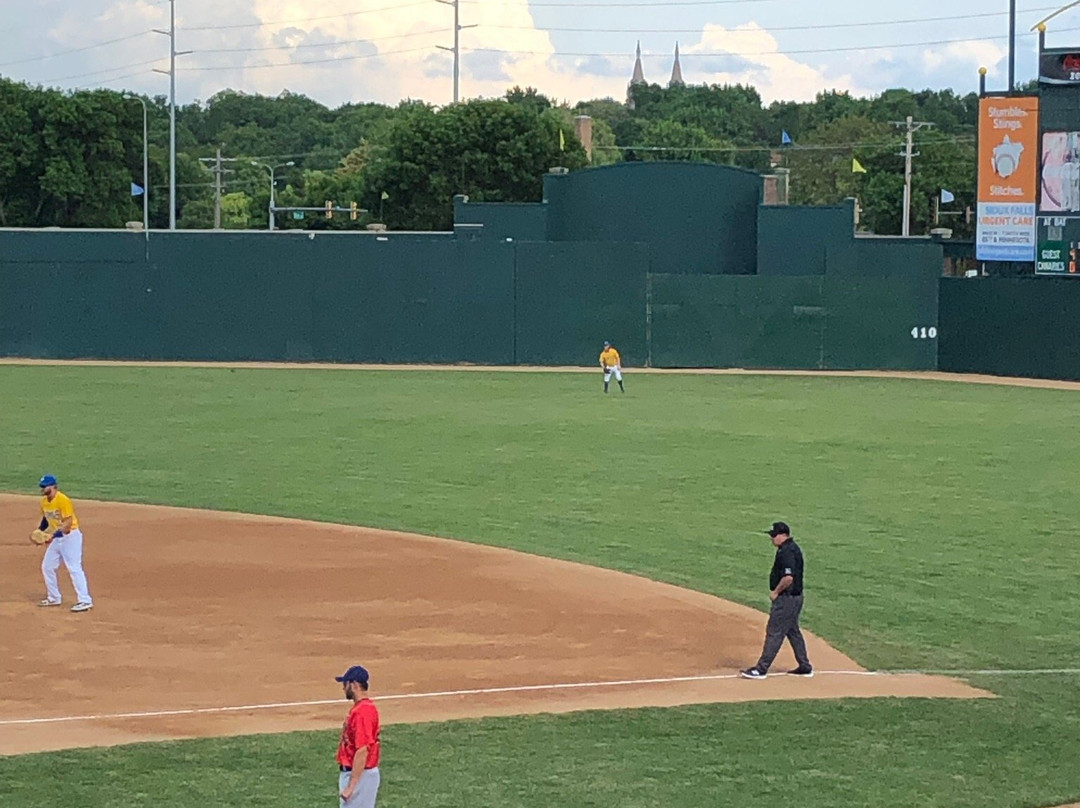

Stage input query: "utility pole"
[
  {"left": 214, "top": 148, "right": 222, "bottom": 229},
  {"left": 436, "top": 0, "right": 476, "bottom": 103},
  {"left": 198, "top": 151, "right": 238, "bottom": 230},
  {"left": 892, "top": 116, "right": 934, "bottom": 236},
  {"left": 153, "top": 0, "right": 191, "bottom": 230}
]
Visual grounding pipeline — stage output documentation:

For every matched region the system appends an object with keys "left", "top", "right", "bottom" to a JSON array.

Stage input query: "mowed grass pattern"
[{"left": 1, "top": 366, "right": 1078, "bottom": 807}]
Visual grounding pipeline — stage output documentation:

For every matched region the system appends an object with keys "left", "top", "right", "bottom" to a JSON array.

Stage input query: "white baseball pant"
[
  {"left": 604, "top": 366, "right": 623, "bottom": 382},
  {"left": 42, "top": 528, "right": 93, "bottom": 605}
]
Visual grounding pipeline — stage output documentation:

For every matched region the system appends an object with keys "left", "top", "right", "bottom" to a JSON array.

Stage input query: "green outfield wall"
[
  {"left": 542, "top": 162, "right": 761, "bottom": 276},
  {"left": 938, "top": 277, "right": 1080, "bottom": 380},
  {"left": 1, "top": 228, "right": 945, "bottom": 372},
  {"left": 649, "top": 271, "right": 939, "bottom": 370}
]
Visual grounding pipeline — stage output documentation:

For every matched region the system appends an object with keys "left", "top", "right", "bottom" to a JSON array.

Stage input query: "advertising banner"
[
  {"left": 1035, "top": 240, "right": 1073, "bottom": 274},
  {"left": 976, "top": 96, "right": 1040, "bottom": 261},
  {"left": 1039, "top": 48, "right": 1080, "bottom": 85}
]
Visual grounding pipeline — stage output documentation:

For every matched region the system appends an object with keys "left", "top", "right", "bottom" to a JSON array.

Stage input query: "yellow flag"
[
  {"left": 852, "top": 157, "right": 867, "bottom": 174},
  {"left": 559, "top": 129, "right": 566, "bottom": 151}
]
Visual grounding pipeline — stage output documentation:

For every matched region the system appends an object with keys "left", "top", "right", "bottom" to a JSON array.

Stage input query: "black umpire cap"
[{"left": 765, "top": 521, "right": 791, "bottom": 537}]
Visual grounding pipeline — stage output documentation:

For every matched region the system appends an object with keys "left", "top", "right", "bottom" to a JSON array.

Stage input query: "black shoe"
[
  {"left": 787, "top": 666, "right": 814, "bottom": 677},
  {"left": 739, "top": 667, "right": 767, "bottom": 680}
]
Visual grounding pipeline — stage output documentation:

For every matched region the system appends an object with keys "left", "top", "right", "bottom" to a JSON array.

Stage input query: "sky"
[{"left": 0, "top": 0, "right": 1076, "bottom": 109}]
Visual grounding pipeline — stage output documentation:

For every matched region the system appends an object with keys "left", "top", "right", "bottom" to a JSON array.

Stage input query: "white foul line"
[
  {"left": 1, "top": 668, "right": 1077, "bottom": 727},
  {"left": 0, "top": 672, "right": 738, "bottom": 727}
]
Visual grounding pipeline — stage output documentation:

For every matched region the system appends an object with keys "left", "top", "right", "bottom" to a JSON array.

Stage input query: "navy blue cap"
[
  {"left": 39, "top": 474, "right": 58, "bottom": 488},
  {"left": 766, "top": 521, "right": 791, "bottom": 537},
  {"left": 603, "top": 340, "right": 611, "bottom": 346},
  {"left": 335, "top": 665, "right": 369, "bottom": 685}
]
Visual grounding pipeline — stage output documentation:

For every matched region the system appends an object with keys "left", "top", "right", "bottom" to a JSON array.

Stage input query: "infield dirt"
[{"left": 0, "top": 494, "right": 988, "bottom": 755}]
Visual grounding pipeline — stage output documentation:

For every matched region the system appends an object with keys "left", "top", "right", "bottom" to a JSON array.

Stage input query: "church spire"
[
  {"left": 669, "top": 42, "right": 684, "bottom": 87},
  {"left": 627, "top": 40, "right": 646, "bottom": 107},
  {"left": 630, "top": 40, "right": 646, "bottom": 85}
]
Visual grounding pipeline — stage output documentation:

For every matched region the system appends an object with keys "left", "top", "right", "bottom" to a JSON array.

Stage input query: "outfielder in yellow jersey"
[
  {"left": 36, "top": 474, "right": 93, "bottom": 612},
  {"left": 599, "top": 341, "right": 625, "bottom": 394}
]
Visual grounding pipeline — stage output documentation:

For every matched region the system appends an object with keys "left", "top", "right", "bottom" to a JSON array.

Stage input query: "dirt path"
[
  {"left": 2, "top": 358, "right": 1079, "bottom": 391},
  {"left": 0, "top": 495, "right": 987, "bottom": 755}
]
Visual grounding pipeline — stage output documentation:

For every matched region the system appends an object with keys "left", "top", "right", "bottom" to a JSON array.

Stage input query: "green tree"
[
  {"left": 505, "top": 86, "right": 552, "bottom": 115},
  {"left": 220, "top": 191, "right": 253, "bottom": 228},
  {"left": 0, "top": 79, "right": 39, "bottom": 226},
  {"left": 636, "top": 119, "right": 722, "bottom": 162},
  {"left": 787, "top": 116, "right": 894, "bottom": 208},
  {"left": 589, "top": 118, "right": 621, "bottom": 166},
  {"left": 362, "top": 99, "right": 587, "bottom": 230}
]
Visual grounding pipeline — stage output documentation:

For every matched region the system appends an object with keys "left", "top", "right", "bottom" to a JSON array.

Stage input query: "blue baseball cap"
[
  {"left": 335, "top": 665, "right": 369, "bottom": 685},
  {"left": 39, "top": 474, "right": 58, "bottom": 488}
]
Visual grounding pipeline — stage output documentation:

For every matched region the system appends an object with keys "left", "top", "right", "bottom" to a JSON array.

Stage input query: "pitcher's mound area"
[{"left": 0, "top": 495, "right": 987, "bottom": 755}]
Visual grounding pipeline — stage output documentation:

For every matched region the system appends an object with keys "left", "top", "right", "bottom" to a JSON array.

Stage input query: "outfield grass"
[{"left": 1, "top": 366, "right": 1078, "bottom": 807}]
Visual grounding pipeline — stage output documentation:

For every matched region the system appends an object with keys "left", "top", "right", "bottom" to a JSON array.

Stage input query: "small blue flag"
[
  {"left": 940, "top": 188, "right": 955, "bottom": 204},
  {"left": 131, "top": 183, "right": 145, "bottom": 197},
  {"left": 781, "top": 130, "right": 793, "bottom": 146}
]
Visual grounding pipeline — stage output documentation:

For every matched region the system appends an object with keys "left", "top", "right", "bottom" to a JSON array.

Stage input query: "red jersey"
[{"left": 336, "top": 699, "right": 380, "bottom": 769}]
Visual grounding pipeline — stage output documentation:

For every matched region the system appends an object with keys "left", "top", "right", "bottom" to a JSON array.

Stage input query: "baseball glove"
[{"left": 29, "top": 529, "right": 52, "bottom": 546}]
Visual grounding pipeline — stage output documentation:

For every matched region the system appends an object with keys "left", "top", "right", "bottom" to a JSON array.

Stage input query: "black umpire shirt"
[{"left": 769, "top": 538, "right": 804, "bottom": 596}]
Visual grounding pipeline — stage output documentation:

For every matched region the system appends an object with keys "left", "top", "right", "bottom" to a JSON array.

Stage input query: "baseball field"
[{"left": 1, "top": 362, "right": 1078, "bottom": 808}]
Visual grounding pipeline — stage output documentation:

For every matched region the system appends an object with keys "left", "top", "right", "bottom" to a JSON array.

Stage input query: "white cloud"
[
  {"left": 681, "top": 22, "right": 872, "bottom": 102},
  {"left": 4, "top": 1, "right": 1015, "bottom": 109},
  {"left": 922, "top": 39, "right": 1006, "bottom": 77}
]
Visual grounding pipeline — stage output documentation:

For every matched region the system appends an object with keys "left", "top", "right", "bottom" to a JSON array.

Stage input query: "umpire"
[{"left": 740, "top": 521, "right": 813, "bottom": 679}]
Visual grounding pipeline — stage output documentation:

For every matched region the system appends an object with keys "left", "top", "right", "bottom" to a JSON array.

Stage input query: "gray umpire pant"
[
  {"left": 339, "top": 768, "right": 380, "bottom": 808},
  {"left": 755, "top": 594, "right": 811, "bottom": 673}
]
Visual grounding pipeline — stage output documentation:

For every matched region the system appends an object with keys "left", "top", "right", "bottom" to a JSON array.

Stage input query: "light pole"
[
  {"left": 1009, "top": 0, "right": 1017, "bottom": 91},
  {"left": 1031, "top": 1, "right": 1080, "bottom": 31},
  {"left": 123, "top": 93, "right": 149, "bottom": 234},
  {"left": 251, "top": 160, "right": 294, "bottom": 231}
]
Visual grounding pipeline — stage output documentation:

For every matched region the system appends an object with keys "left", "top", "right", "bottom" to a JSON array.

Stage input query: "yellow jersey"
[
  {"left": 599, "top": 347, "right": 621, "bottom": 368},
  {"left": 41, "top": 491, "right": 79, "bottom": 532}
]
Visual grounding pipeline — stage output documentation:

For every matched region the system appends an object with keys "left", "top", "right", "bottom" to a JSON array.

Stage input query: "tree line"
[{"left": 0, "top": 75, "right": 987, "bottom": 236}]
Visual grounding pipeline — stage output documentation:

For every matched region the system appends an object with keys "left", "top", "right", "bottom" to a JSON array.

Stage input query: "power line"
[
  {"left": 180, "top": 0, "right": 433, "bottom": 32},
  {"left": 598, "top": 134, "right": 975, "bottom": 154},
  {"left": 178, "top": 44, "right": 435, "bottom": 71},
  {"left": 14, "top": 4, "right": 1070, "bottom": 86},
  {"left": 483, "top": 5, "right": 1068, "bottom": 35},
  {"left": 462, "top": 0, "right": 778, "bottom": 5},
  {"left": 194, "top": 28, "right": 446, "bottom": 55},
  {"left": 36, "top": 58, "right": 165, "bottom": 84},
  {"left": 62, "top": 70, "right": 160, "bottom": 93},
  {"left": 0, "top": 31, "right": 153, "bottom": 68},
  {"left": 164, "top": 24, "right": 1075, "bottom": 76},
  {"left": 466, "top": 25, "right": 1079, "bottom": 60}
]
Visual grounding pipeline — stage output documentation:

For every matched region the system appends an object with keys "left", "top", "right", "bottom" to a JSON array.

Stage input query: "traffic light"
[
  {"left": 325, "top": 200, "right": 333, "bottom": 220},
  {"left": 350, "top": 201, "right": 358, "bottom": 221}
]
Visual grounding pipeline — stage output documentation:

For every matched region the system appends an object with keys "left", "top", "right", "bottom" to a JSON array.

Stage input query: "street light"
[
  {"left": 1031, "top": 0, "right": 1080, "bottom": 31},
  {"left": 123, "top": 93, "right": 149, "bottom": 234},
  {"left": 251, "top": 160, "right": 295, "bottom": 231}
]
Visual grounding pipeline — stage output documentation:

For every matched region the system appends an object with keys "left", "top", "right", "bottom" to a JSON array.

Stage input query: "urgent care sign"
[{"left": 976, "top": 96, "right": 1040, "bottom": 262}]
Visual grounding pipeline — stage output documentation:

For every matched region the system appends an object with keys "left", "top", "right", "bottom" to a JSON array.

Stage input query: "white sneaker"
[
  {"left": 70, "top": 602, "right": 93, "bottom": 613},
  {"left": 38, "top": 598, "right": 62, "bottom": 607}
]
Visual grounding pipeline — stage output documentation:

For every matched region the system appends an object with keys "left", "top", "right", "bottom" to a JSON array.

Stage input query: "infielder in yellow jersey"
[
  {"left": 599, "top": 341, "right": 625, "bottom": 394},
  {"left": 36, "top": 474, "right": 93, "bottom": 612}
]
